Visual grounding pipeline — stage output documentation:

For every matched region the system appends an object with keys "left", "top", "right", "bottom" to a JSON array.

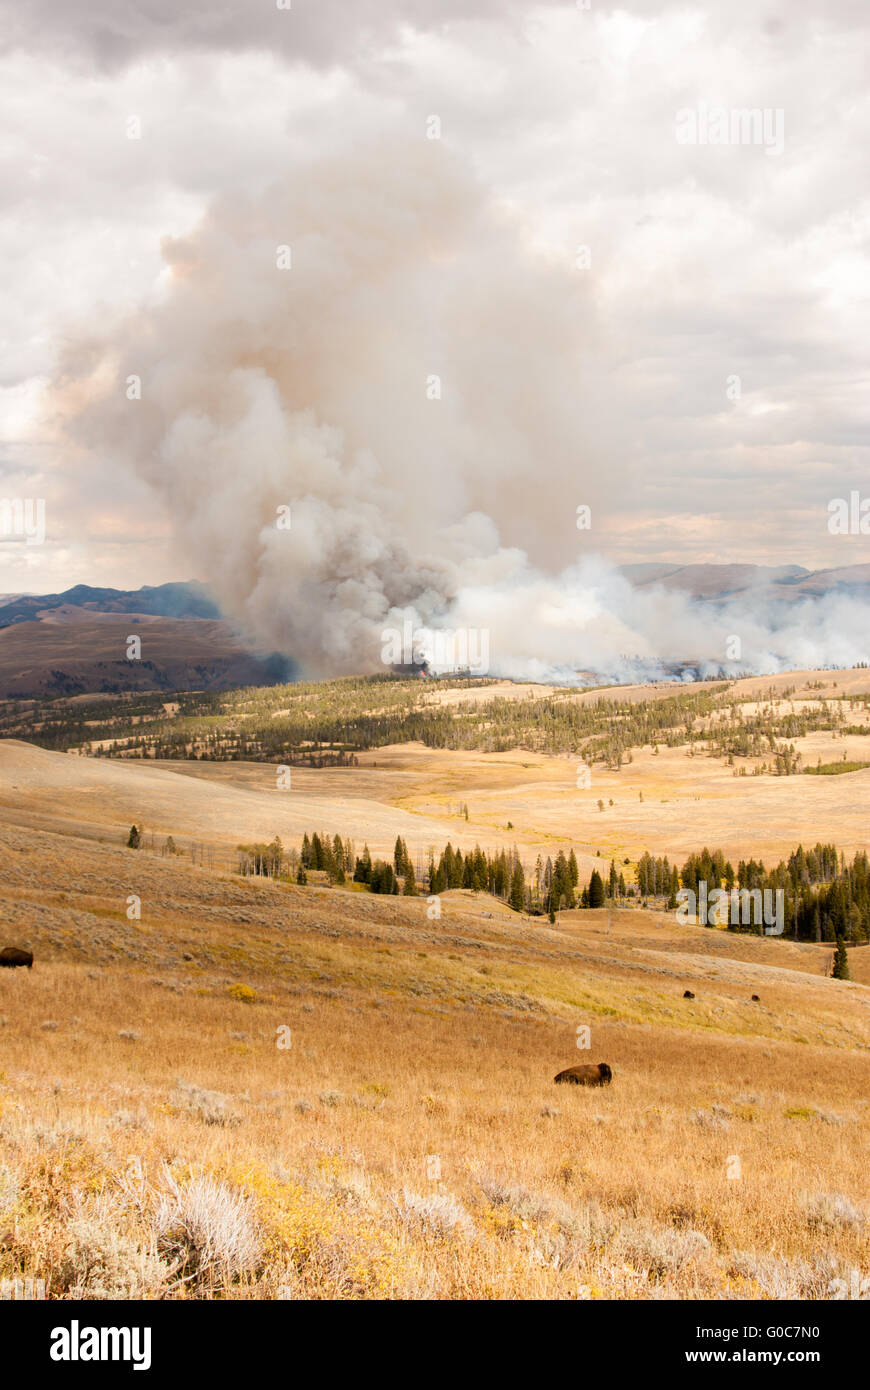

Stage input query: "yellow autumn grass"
[{"left": 0, "top": 818, "right": 868, "bottom": 1300}]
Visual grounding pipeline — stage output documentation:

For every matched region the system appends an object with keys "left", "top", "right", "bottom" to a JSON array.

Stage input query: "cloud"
[{"left": 0, "top": 0, "right": 528, "bottom": 72}]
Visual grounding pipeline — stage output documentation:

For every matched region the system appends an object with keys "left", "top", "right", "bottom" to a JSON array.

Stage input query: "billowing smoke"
[
  {"left": 444, "top": 558, "right": 870, "bottom": 682},
  {"left": 50, "top": 139, "right": 869, "bottom": 682}
]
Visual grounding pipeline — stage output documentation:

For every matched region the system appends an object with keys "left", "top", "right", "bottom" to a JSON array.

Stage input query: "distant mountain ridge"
[
  {"left": 0, "top": 583, "right": 297, "bottom": 697},
  {"left": 618, "top": 562, "right": 870, "bottom": 602},
  {"left": 4, "top": 566, "right": 870, "bottom": 630},
  {"left": 0, "top": 581, "right": 220, "bottom": 628},
  {"left": 0, "top": 565, "right": 868, "bottom": 699}
]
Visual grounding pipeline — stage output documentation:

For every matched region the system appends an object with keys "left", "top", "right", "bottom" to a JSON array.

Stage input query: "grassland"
[{"left": 1, "top": 668, "right": 869, "bottom": 1300}]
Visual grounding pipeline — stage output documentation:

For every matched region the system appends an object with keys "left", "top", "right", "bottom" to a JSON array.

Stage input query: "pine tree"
[
  {"left": 450, "top": 849, "right": 464, "bottom": 889},
  {"left": 353, "top": 844, "right": 372, "bottom": 884},
  {"left": 553, "top": 851, "right": 573, "bottom": 909},
  {"left": 832, "top": 936, "right": 850, "bottom": 980},
  {"left": 127, "top": 824, "right": 141, "bottom": 849},
  {"left": 509, "top": 862, "right": 525, "bottom": 913},
  {"left": 588, "top": 870, "right": 605, "bottom": 908}
]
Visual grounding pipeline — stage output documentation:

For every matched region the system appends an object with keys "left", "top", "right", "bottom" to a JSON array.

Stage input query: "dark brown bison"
[
  {"left": 554, "top": 1062, "right": 612, "bottom": 1086},
  {"left": 0, "top": 947, "right": 33, "bottom": 969},
  {"left": 683, "top": 989, "right": 695, "bottom": 999},
  {"left": 751, "top": 994, "right": 760, "bottom": 1002}
]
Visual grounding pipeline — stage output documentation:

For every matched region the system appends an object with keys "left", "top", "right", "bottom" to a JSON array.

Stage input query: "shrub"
[
  {"left": 615, "top": 1221, "right": 712, "bottom": 1278},
  {"left": 154, "top": 1172, "right": 262, "bottom": 1289},
  {"left": 56, "top": 1197, "right": 170, "bottom": 1300},
  {"left": 0, "top": 1165, "right": 19, "bottom": 1219},
  {"left": 395, "top": 1189, "right": 474, "bottom": 1239},
  {"left": 805, "top": 1192, "right": 865, "bottom": 1229},
  {"left": 173, "top": 1081, "right": 242, "bottom": 1127},
  {"left": 227, "top": 983, "right": 256, "bottom": 1003}
]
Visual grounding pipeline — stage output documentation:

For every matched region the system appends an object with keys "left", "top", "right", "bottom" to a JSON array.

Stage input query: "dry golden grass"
[
  {"left": 4, "top": 723, "right": 870, "bottom": 884},
  {"left": 1, "top": 809, "right": 868, "bottom": 1300}
]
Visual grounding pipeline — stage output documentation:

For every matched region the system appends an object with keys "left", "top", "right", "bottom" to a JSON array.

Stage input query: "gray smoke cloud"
[{"left": 49, "top": 137, "right": 870, "bottom": 682}]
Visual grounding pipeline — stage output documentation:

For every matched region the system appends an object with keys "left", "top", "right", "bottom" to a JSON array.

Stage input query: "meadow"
[{"left": 1, "top": 669, "right": 869, "bottom": 1300}]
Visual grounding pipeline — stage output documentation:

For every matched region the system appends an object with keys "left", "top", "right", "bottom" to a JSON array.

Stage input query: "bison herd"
[
  {"left": 0, "top": 947, "right": 33, "bottom": 968},
  {"left": 685, "top": 987, "right": 760, "bottom": 1002},
  {"left": 551, "top": 986, "right": 766, "bottom": 1086},
  {"left": 0, "top": 941, "right": 765, "bottom": 1101}
]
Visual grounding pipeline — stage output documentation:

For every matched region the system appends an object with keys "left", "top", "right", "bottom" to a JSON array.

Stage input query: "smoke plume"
[{"left": 50, "top": 139, "right": 870, "bottom": 682}]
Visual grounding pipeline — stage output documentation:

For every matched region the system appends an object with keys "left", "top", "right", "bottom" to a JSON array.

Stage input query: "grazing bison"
[
  {"left": 554, "top": 1062, "right": 612, "bottom": 1087},
  {"left": 683, "top": 989, "right": 695, "bottom": 999},
  {"left": 751, "top": 994, "right": 760, "bottom": 1002},
  {"left": 0, "top": 947, "right": 33, "bottom": 969}
]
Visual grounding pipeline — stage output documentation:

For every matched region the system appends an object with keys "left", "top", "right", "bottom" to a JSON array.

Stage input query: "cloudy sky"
[{"left": 1, "top": 0, "right": 869, "bottom": 612}]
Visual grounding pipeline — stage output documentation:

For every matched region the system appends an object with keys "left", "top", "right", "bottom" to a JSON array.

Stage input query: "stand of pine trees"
[
  {"left": 632, "top": 841, "right": 870, "bottom": 943},
  {"left": 230, "top": 824, "right": 870, "bottom": 942}
]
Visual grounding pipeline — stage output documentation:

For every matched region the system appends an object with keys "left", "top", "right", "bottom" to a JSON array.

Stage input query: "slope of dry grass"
[{"left": 1, "top": 813, "right": 868, "bottom": 1300}]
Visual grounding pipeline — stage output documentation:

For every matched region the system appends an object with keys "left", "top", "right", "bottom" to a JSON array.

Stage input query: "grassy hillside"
[
  {"left": 1, "top": 810, "right": 868, "bottom": 1300},
  {"left": 2, "top": 670, "right": 869, "bottom": 1300}
]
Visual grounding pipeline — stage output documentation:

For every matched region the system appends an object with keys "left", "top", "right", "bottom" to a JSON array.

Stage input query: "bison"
[
  {"left": 0, "top": 947, "right": 33, "bottom": 969},
  {"left": 683, "top": 989, "right": 695, "bottom": 999},
  {"left": 751, "top": 994, "right": 760, "bottom": 1002},
  {"left": 554, "top": 1062, "right": 612, "bottom": 1087}
]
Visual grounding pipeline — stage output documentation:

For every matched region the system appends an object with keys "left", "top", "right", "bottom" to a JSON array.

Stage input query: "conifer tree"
[
  {"left": 509, "top": 862, "right": 525, "bottom": 913},
  {"left": 588, "top": 869, "right": 605, "bottom": 908},
  {"left": 354, "top": 844, "right": 372, "bottom": 884},
  {"left": 832, "top": 936, "right": 850, "bottom": 980}
]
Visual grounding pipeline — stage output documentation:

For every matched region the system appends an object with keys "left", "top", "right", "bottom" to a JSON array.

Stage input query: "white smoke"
[
  {"left": 443, "top": 557, "right": 870, "bottom": 681},
  {"left": 50, "top": 139, "right": 870, "bottom": 682}
]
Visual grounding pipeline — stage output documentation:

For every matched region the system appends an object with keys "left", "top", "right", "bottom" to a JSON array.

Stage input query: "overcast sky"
[{"left": 1, "top": 0, "right": 869, "bottom": 597}]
